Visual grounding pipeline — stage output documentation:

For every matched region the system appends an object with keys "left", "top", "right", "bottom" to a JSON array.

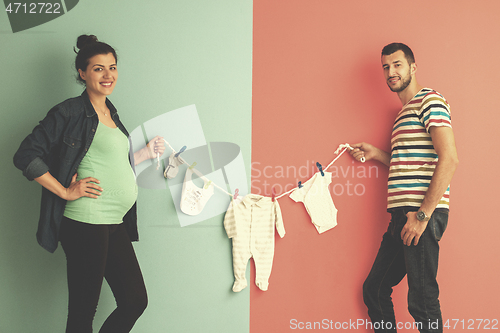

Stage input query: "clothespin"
[
  {"left": 204, "top": 180, "right": 212, "bottom": 189},
  {"left": 271, "top": 187, "right": 276, "bottom": 202},
  {"left": 316, "top": 162, "right": 324, "bottom": 176},
  {"left": 233, "top": 188, "right": 239, "bottom": 200},
  {"left": 175, "top": 145, "right": 187, "bottom": 158},
  {"left": 189, "top": 162, "right": 197, "bottom": 170},
  {"left": 298, "top": 181, "right": 303, "bottom": 188}
]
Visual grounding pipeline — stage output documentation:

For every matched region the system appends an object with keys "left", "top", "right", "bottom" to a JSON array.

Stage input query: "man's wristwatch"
[{"left": 416, "top": 210, "right": 430, "bottom": 222}]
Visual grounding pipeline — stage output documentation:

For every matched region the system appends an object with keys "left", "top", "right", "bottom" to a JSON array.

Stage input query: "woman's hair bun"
[{"left": 76, "top": 34, "right": 99, "bottom": 50}]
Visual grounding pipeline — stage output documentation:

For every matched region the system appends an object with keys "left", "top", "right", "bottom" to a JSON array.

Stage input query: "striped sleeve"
[{"left": 419, "top": 91, "right": 451, "bottom": 132}]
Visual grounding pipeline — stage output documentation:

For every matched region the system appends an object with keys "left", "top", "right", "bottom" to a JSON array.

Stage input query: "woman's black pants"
[{"left": 60, "top": 217, "right": 148, "bottom": 333}]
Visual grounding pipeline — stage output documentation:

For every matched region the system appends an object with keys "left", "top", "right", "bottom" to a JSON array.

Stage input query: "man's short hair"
[{"left": 382, "top": 43, "right": 415, "bottom": 64}]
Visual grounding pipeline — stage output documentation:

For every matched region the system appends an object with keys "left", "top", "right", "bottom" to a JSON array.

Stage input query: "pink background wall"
[{"left": 251, "top": 0, "right": 500, "bottom": 331}]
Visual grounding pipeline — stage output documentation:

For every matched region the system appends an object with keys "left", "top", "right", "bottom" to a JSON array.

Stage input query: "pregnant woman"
[{"left": 13, "top": 35, "right": 164, "bottom": 333}]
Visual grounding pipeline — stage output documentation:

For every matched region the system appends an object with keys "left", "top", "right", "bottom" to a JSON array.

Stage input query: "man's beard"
[{"left": 388, "top": 71, "right": 412, "bottom": 92}]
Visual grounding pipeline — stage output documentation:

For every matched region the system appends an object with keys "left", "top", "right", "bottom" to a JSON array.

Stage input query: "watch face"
[{"left": 417, "top": 211, "right": 425, "bottom": 221}]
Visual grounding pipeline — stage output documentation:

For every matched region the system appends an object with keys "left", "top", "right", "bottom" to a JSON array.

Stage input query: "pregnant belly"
[{"left": 64, "top": 166, "right": 138, "bottom": 224}]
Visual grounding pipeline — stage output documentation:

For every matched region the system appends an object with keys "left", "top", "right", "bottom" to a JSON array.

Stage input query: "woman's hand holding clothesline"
[{"left": 134, "top": 135, "right": 165, "bottom": 166}]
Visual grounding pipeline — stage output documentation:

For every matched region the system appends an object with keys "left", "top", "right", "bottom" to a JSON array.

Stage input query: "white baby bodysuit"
[
  {"left": 180, "top": 167, "right": 214, "bottom": 216},
  {"left": 223, "top": 194, "right": 285, "bottom": 292},
  {"left": 289, "top": 171, "right": 338, "bottom": 234}
]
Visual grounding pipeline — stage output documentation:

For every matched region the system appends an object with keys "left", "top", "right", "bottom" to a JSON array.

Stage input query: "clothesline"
[
  {"left": 156, "top": 141, "right": 364, "bottom": 200},
  {"left": 273, "top": 143, "right": 363, "bottom": 200},
  {"left": 158, "top": 139, "right": 233, "bottom": 197}
]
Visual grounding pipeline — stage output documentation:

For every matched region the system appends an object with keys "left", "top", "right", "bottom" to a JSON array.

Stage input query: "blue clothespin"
[
  {"left": 298, "top": 181, "right": 303, "bottom": 188},
  {"left": 175, "top": 145, "right": 187, "bottom": 158},
  {"left": 316, "top": 162, "right": 324, "bottom": 176}
]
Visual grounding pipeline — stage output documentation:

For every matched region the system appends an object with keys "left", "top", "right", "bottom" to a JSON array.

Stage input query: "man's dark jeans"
[{"left": 363, "top": 209, "right": 448, "bottom": 333}]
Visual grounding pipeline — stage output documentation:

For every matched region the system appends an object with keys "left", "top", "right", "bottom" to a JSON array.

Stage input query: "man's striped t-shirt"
[{"left": 387, "top": 88, "right": 452, "bottom": 212}]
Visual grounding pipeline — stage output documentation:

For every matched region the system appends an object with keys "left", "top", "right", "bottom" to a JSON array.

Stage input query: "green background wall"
[{"left": 0, "top": 1, "right": 252, "bottom": 332}]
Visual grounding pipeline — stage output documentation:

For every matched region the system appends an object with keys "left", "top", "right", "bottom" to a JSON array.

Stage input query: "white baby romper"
[
  {"left": 289, "top": 171, "right": 337, "bottom": 234},
  {"left": 223, "top": 194, "right": 285, "bottom": 292}
]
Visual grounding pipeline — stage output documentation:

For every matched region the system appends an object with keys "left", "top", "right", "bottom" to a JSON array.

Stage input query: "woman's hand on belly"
[{"left": 65, "top": 173, "right": 103, "bottom": 201}]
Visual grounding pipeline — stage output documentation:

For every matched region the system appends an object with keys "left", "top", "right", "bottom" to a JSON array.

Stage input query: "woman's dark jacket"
[{"left": 13, "top": 90, "right": 138, "bottom": 253}]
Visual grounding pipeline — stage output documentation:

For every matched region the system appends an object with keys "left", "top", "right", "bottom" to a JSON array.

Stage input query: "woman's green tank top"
[{"left": 64, "top": 122, "right": 138, "bottom": 224}]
